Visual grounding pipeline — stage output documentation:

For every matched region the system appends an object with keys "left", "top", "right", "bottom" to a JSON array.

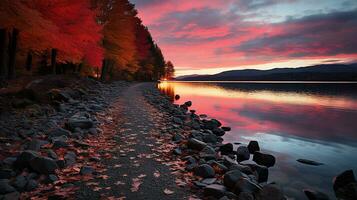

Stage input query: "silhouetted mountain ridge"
[{"left": 177, "top": 63, "right": 357, "bottom": 81}]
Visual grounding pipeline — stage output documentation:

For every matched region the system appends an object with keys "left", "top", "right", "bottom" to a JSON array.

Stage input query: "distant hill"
[{"left": 176, "top": 63, "right": 357, "bottom": 81}]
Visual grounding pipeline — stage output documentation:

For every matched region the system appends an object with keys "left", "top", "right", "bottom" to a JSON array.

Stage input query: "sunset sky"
[{"left": 131, "top": 0, "right": 357, "bottom": 76}]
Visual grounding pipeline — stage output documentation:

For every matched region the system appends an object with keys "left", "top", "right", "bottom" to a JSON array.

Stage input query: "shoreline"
[{"left": 144, "top": 83, "right": 357, "bottom": 200}]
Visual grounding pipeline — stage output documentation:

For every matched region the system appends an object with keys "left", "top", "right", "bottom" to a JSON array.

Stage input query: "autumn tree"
[{"left": 165, "top": 61, "right": 175, "bottom": 80}]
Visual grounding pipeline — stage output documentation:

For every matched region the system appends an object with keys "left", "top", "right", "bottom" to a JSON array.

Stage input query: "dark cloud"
[{"left": 233, "top": 9, "right": 357, "bottom": 57}]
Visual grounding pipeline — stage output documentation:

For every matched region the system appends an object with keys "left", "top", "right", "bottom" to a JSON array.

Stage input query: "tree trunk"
[
  {"left": 101, "top": 59, "right": 107, "bottom": 81},
  {"left": 0, "top": 28, "right": 7, "bottom": 79},
  {"left": 51, "top": 48, "right": 57, "bottom": 74},
  {"left": 8, "top": 28, "right": 18, "bottom": 79},
  {"left": 26, "top": 51, "right": 32, "bottom": 71}
]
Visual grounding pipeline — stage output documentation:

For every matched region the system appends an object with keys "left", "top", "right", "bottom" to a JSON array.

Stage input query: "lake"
[{"left": 157, "top": 81, "right": 357, "bottom": 199}]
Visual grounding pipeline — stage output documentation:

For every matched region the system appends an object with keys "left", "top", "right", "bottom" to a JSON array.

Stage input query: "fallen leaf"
[{"left": 163, "top": 188, "right": 174, "bottom": 195}]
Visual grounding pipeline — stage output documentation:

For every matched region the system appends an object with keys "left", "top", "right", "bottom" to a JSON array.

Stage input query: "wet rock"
[
  {"left": 2, "top": 191, "right": 20, "bottom": 200},
  {"left": 46, "top": 150, "right": 58, "bottom": 159},
  {"left": 220, "top": 143, "right": 233, "bottom": 155},
  {"left": 14, "top": 150, "right": 40, "bottom": 169},
  {"left": 187, "top": 138, "right": 207, "bottom": 151},
  {"left": 199, "top": 114, "right": 208, "bottom": 118},
  {"left": 333, "top": 170, "right": 357, "bottom": 200},
  {"left": 88, "top": 128, "right": 98, "bottom": 135},
  {"left": 13, "top": 175, "right": 27, "bottom": 190},
  {"left": 173, "top": 117, "right": 183, "bottom": 125},
  {"left": 303, "top": 189, "right": 330, "bottom": 200},
  {"left": 256, "top": 184, "right": 286, "bottom": 200},
  {"left": 253, "top": 151, "right": 276, "bottom": 167},
  {"left": 224, "top": 170, "right": 243, "bottom": 189},
  {"left": 223, "top": 155, "right": 238, "bottom": 168},
  {"left": 195, "top": 164, "right": 216, "bottom": 178},
  {"left": 213, "top": 127, "right": 225, "bottom": 136},
  {"left": 45, "top": 174, "right": 59, "bottom": 183},
  {"left": 49, "top": 128, "right": 71, "bottom": 138},
  {"left": 204, "top": 184, "right": 227, "bottom": 198},
  {"left": 29, "top": 156, "right": 58, "bottom": 174},
  {"left": 229, "top": 164, "right": 253, "bottom": 175},
  {"left": 2, "top": 157, "right": 17, "bottom": 166},
  {"left": 247, "top": 141, "right": 260, "bottom": 154},
  {"left": 67, "top": 119, "right": 93, "bottom": 131},
  {"left": 297, "top": 159, "right": 323, "bottom": 166},
  {"left": 233, "top": 178, "right": 261, "bottom": 195},
  {"left": 175, "top": 94, "right": 180, "bottom": 100},
  {"left": 80, "top": 166, "right": 95, "bottom": 175},
  {"left": 221, "top": 127, "right": 231, "bottom": 131},
  {"left": 0, "top": 179, "right": 16, "bottom": 194},
  {"left": 56, "top": 159, "right": 66, "bottom": 169},
  {"left": 236, "top": 146, "right": 250, "bottom": 162},
  {"left": 0, "top": 169, "right": 15, "bottom": 179},
  {"left": 249, "top": 164, "right": 269, "bottom": 183},
  {"left": 52, "top": 136, "right": 69, "bottom": 148},
  {"left": 26, "top": 179, "right": 38, "bottom": 191}
]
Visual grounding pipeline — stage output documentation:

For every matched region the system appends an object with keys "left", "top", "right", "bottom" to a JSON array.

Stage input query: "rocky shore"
[
  {"left": 143, "top": 86, "right": 357, "bottom": 200},
  {"left": 0, "top": 77, "right": 130, "bottom": 199}
]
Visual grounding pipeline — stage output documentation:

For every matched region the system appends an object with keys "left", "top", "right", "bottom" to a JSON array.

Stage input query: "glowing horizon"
[{"left": 132, "top": 0, "right": 357, "bottom": 76}]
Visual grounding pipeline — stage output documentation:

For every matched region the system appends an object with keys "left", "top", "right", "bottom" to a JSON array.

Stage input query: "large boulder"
[
  {"left": 253, "top": 152, "right": 276, "bottom": 167},
  {"left": 236, "top": 146, "right": 250, "bottom": 162},
  {"left": 187, "top": 138, "right": 207, "bottom": 151},
  {"left": 333, "top": 170, "right": 357, "bottom": 200},
  {"left": 204, "top": 184, "right": 227, "bottom": 198},
  {"left": 247, "top": 141, "right": 260, "bottom": 154},
  {"left": 213, "top": 128, "right": 225, "bottom": 136},
  {"left": 29, "top": 156, "right": 58, "bottom": 174},
  {"left": 195, "top": 164, "right": 216, "bottom": 178},
  {"left": 256, "top": 184, "right": 286, "bottom": 200},
  {"left": 224, "top": 170, "right": 243, "bottom": 189}
]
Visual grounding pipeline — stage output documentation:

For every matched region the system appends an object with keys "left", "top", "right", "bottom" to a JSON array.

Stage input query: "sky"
[{"left": 131, "top": 0, "right": 357, "bottom": 76}]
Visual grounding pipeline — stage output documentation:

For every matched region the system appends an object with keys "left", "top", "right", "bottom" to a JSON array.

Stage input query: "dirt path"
[{"left": 77, "top": 83, "right": 190, "bottom": 200}]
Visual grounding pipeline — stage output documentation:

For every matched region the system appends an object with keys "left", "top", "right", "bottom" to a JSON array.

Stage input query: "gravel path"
[{"left": 77, "top": 83, "right": 191, "bottom": 200}]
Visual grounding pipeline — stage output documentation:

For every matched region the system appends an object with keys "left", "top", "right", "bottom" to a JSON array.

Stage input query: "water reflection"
[{"left": 158, "top": 81, "right": 357, "bottom": 199}]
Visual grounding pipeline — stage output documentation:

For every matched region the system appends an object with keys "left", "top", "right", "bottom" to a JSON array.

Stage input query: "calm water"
[{"left": 158, "top": 81, "right": 357, "bottom": 200}]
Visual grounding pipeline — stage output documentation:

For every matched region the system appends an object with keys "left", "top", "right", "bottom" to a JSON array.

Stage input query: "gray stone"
[
  {"left": 187, "top": 138, "right": 207, "bottom": 151},
  {"left": 29, "top": 156, "right": 58, "bottom": 174},
  {"left": 0, "top": 179, "right": 16, "bottom": 194},
  {"left": 173, "top": 117, "right": 183, "bottom": 125},
  {"left": 256, "top": 184, "right": 286, "bottom": 200},
  {"left": 64, "top": 151, "right": 76, "bottom": 166},
  {"left": 233, "top": 178, "right": 261, "bottom": 195},
  {"left": 2, "top": 157, "right": 17, "bottom": 166},
  {"left": 26, "top": 179, "right": 38, "bottom": 191},
  {"left": 67, "top": 119, "right": 93, "bottom": 130},
  {"left": 195, "top": 164, "right": 216, "bottom": 178},
  {"left": 247, "top": 141, "right": 260, "bottom": 154},
  {"left": 14, "top": 150, "right": 40, "bottom": 169},
  {"left": 303, "top": 189, "right": 330, "bottom": 200},
  {"left": 13, "top": 175, "right": 27, "bottom": 190},
  {"left": 236, "top": 146, "right": 250, "bottom": 162},
  {"left": 203, "top": 133, "right": 218, "bottom": 143},
  {"left": 173, "top": 148, "right": 182, "bottom": 155},
  {"left": 172, "top": 133, "right": 184, "bottom": 142},
  {"left": 200, "top": 146, "right": 216, "bottom": 156},
  {"left": 80, "top": 166, "right": 95, "bottom": 175},
  {"left": 201, "top": 178, "right": 217, "bottom": 185},
  {"left": 45, "top": 174, "right": 59, "bottom": 183},
  {"left": 253, "top": 151, "right": 276, "bottom": 167},
  {"left": 49, "top": 128, "right": 71, "bottom": 138},
  {"left": 26, "top": 139, "right": 48, "bottom": 151},
  {"left": 224, "top": 170, "right": 243, "bottom": 189},
  {"left": 212, "top": 128, "right": 225, "bottom": 136},
  {"left": 46, "top": 150, "right": 58, "bottom": 159},
  {"left": 204, "top": 184, "right": 227, "bottom": 198}
]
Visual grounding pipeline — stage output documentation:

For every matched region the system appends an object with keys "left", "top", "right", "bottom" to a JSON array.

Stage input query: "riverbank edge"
[{"left": 143, "top": 83, "right": 357, "bottom": 200}]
